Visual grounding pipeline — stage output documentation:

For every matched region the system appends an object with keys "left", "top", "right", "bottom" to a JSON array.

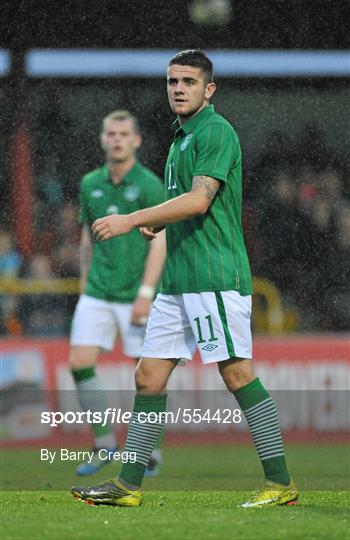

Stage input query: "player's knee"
[
  {"left": 135, "top": 366, "right": 166, "bottom": 394},
  {"left": 219, "top": 358, "right": 255, "bottom": 392},
  {"left": 69, "top": 346, "right": 99, "bottom": 370}
]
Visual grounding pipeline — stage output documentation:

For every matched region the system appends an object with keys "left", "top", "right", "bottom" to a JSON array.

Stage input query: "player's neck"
[
  {"left": 178, "top": 102, "right": 208, "bottom": 125},
  {"left": 107, "top": 157, "right": 136, "bottom": 184}
]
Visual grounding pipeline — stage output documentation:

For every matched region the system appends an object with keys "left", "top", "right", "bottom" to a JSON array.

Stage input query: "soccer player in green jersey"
[
  {"left": 69, "top": 110, "right": 166, "bottom": 476},
  {"left": 72, "top": 51, "right": 298, "bottom": 507}
]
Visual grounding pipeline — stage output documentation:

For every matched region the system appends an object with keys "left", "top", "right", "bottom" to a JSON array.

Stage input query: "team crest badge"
[
  {"left": 106, "top": 205, "right": 119, "bottom": 214},
  {"left": 91, "top": 189, "right": 103, "bottom": 198},
  {"left": 180, "top": 134, "right": 193, "bottom": 151},
  {"left": 123, "top": 185, "right": 140, "bottom": 202}
]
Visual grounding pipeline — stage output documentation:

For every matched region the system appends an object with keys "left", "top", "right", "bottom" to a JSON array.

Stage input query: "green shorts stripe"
[{"left": 215, "top": 291, "right": 236, "bottom": 358}]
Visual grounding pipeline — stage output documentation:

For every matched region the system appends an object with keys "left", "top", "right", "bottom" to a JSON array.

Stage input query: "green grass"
[
  {"left": 1, "top": 444, "right": 349, "bottom": 539},
  {"left": 2, "top": 490, "right": 349, "bottom": 540}
]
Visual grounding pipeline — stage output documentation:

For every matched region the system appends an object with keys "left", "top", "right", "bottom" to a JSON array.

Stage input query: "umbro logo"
[{"left": 202, "top": 344, "right": 218, "bottom": 352}]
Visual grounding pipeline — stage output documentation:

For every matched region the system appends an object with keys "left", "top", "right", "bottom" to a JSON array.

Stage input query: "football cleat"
[
  {"left": 75, "top": 447, "right": 118, "bottom": 476},
  {"left": 71, "top": 478, "right": 143, "bottom": 506},
  {"left": 242, "top": 478, "right": 299, "bottom": 508}
]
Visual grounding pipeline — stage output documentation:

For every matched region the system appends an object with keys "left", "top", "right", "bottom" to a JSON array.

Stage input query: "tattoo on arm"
[{"left": 191, "top": 175, "right": 220, "bottom": 203}]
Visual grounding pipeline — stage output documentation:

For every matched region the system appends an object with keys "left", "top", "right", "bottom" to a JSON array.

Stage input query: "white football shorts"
[
  {"left": 141, "top": 291, "right": 252, "bottom": 365},
  {"left": 70, "top": 294, "right": 145, "bottom": 357}
]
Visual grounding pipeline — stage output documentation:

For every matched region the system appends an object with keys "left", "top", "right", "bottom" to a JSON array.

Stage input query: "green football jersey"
[
  {"left": 162, "top": 105, "right": 252, "bottom": 295},
  {"left": 80, "top": 161, "right": 164, "bottom": 302}
]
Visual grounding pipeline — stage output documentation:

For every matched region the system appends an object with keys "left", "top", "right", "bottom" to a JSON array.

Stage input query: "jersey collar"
[
  {"left": 102, "top": 160, "right": 141, "bottom": 185},
  {"left": 172, "top": 104, "right": 215, "bottom": 136}
]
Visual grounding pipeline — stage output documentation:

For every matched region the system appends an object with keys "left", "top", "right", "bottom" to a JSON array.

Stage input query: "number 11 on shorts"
[{"left": 194, "top": 315, "right": 218, "bottom": 344}]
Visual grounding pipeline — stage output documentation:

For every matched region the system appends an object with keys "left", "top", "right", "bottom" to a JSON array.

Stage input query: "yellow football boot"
[
  {"left": 72, "top": 478, "right": 143, "bottom": 507},
  {"left": 242, "top": 479, "right": 299, "bottom": 508}
]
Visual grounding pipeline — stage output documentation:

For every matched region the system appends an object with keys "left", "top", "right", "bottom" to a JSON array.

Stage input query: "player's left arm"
[
  {"left": 131, "top": 228, "right": 166, "bottom": 324},
  {"left": 92, "top": 175, "right": 220, "bottom": 240}
]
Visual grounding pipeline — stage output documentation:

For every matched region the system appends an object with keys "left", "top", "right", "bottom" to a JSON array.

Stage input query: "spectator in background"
[
  {"left": 33, "top": 160, "right": 64, "bottom": 256},
  {"left": 31, "top": 197, "right": 81, "bottom": 275},
  {"left": 299, "top": 197, "right": 339, "bottom": 328},
  {"left": 319, "top": 168, "right": 344, "bottom": 213},
  {"left": 37, "top": 160, "right": 64, "bottom": 209},
  {"left": 52, "top": 241, "right": 80, "bottom": 331},
  {"left": 53, "top": 201, "right": 81, "bottom": 278},
  {"left": 31, "top": 195, "right": 56, "bottom": 256},
  {"left": 296, "top": 124, "right": 332, "bottom": 171},
  {"left": 259, "top": 171, "right": 309, "bottom": 300},
  {"left": 53, "top": 244, "right": 79, "bottom": 278},
  {"left": 248, "top": 130, "right": 295, "bottom": 203},
  {"left": 18, "top": 254, "right": 66, "bottom": 336},
  {"left": 293, "top": 165, "right": 347, "bottom": 328},
  {"left": 56, "top": 202, "right": 81, "bottom": 247},
  {"left": 249, "top": 124, "right": 350, "bottom": 331},
  {"left": 0, "top": 229, "right": 22, "bottom": 334},
  {"left": 0, "top": 229, "right": 22, "bottom": 276},
  {"left": 323, "top": 205, "right": 350, "bottom": 330},
  {"left": 295, "top": 167, "right": 318, "bottom": 217}
]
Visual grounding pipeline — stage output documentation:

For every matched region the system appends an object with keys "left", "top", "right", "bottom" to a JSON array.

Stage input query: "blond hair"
[{"left": 102, "top": 110, "right": 140, "bottom": 134}]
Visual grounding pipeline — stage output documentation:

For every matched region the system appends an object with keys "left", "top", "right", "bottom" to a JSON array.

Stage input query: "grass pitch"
[{"left": 1, "top": 444, "right": 349, "bottom": 540}]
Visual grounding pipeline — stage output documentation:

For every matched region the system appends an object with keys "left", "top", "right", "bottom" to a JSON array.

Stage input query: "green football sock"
[
  {"left": 118, "top": 393, "right": 167, "bottom": 488},
  {"left": 154, "top": 429, "right": 164, "bottom": 450},
  {"left": 71, "top": 366, "right": 114, "bottom": 440},
  {"left": 234, "top": 377, "right": 291, "bottom": 485}
]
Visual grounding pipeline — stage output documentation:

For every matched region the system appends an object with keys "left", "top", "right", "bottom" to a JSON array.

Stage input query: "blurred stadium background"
[{"left": 1, "top": 0, "right": 349, "bottom": 468}]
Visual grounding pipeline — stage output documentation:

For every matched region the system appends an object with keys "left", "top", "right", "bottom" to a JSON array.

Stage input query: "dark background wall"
[{"left": 2, "top": 0, "right": 350, "bottom": 50}]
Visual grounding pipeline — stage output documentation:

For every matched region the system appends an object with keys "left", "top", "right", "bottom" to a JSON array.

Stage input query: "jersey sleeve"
[
  {"left": 79, "top": 178, "right": 90, "bottom": 224},
  {"left": 145, "top": 176, "right": 165, "bottom": 207},
  {"left": 193, "top": 123, "right": 240, "bottom": 183}
]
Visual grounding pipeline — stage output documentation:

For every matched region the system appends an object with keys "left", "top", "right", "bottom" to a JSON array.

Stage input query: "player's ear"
[
  {"left": 100, "top": 132, "right": 106, "bottom": 151},
  {"left": 205, "top": 82, "right": 216, "bottom": 101},
  {"left": 134, "top": 134, "right": 142, "bottom": 150}
]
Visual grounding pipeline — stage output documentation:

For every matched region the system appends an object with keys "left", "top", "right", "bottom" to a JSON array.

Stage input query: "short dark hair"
[{"left": 168, "top": 49, "right": 213, "bottom": 83}]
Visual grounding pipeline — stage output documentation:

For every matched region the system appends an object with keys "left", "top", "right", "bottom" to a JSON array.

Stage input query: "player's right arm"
[
  {"left": 79, "top": 224, "right": 92, "bottom": 294},
  {"left": 139, "top": 175, "right": 220, "bottom": 240},
  {"left": 93, "top": 123, "right": 236, "bottom": 240},
  {"left": 94, "top": 175, "right": 221, "bottom": 240}
]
